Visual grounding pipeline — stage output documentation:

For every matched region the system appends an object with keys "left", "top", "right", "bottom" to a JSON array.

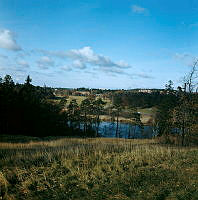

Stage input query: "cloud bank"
[
  {"left": 0, "top": 28, "right": 152, "bottom": 82},
  {"left": 0, "top": 29, "right": 22, "bottom": 51},
  {"left": 37, "top": 46, "right": 132, "bottom": 75},
  {"left": 17, "top": 59, "right": 30, "bottom": 68},
  {"left": 37, "top": 56, "right": 55, "bottom": 69}
]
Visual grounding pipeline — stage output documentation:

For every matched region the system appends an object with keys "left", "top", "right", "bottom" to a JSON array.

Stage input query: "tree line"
[
  {"left": 0, "top": 75, "right": 72, "bottom": 137},
  {"left": 111, "top": 61, "right": 198, "bottom": 145},
  {"left": 0, "top": 59, "right": 197, "bottom": 144},
  {"left": 0, "top": 75, "right": 144, "bottom": 138},
  {"left": 155, "top": 64, "right": 198, "bottom": 145},
  {"left": 0, "top": 75, "right": 111, "bottom": 137}
]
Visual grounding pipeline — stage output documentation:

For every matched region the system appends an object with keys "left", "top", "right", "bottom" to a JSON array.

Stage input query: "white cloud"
[
  {"left": 17, "top": 59, "right": 30, "bottom": 68},
  {"left": 99, "top": 67, "right": 124, "bottom": 75},
  {"left": 33, "top": 49, "right": 68, "bottom": 58},
  {"left": 68, "top": 46, "right": 98, "bottom": 62},
  {"left": 72, "top": 60, "right": 87, "bottom": 69},
  {"left": 174, "top": 52, "right": 196, "bottom": 66},
  {"left": 132, "top": 5, "right": 147, "bottom": 14},
  {"left": 174, "top": 53, "right": 195, "bottom": 63},
  {"left": 0, "top": 29, "right": 21, "bottom": 51},
  {"left": 36, "top": 46, "right": 131, "bottom": 70},
  {"left": 33, "top": 47, "right": 152, "bottom": 79},
  {"left": 174, "top": 53, "right": 194, "bottom": 60},
  {"left": 174, "top": 53, "right": 191, "bottom": 59},
  {"left": 69, "top": 47, "right": 130, "bottom": 69},
  {"left": 37, "top": 56, "right": 55, "bottom": 69},
  {"left": 61, "top": 65, "right": 72, "bottom": 71},
  {"left": 34, "top": 46, "right": 132, "bottom": 75},
  {"left": 133, "top": 73, "right": 153, "bottom": 79}
]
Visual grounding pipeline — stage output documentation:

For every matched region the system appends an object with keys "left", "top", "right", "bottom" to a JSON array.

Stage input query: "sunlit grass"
[
  {"left": 137, "top": 107, "right": 157, "bottom": 115},
  {"left": 0, "top": 137, "right": 197, "bottom": 200}
]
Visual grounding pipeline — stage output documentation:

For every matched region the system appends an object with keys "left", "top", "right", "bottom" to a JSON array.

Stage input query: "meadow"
[
  {"left": 0, "top": 136, "right": 197, "bottom": 200},
  {"left": 53, "top": 95, "right": 156, "bottom": 124}
]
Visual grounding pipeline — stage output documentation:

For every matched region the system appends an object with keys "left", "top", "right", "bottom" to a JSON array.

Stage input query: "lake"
[{"left": 97, "top": 121, "right": 155, "bottom": 139}]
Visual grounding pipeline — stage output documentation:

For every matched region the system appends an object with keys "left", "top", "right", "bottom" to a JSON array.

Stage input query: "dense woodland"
[
  {"left": 0, "top": 75, "right": 106, "bottom": 137},
  {"left": 112, "top": 81, "right": 198, "bottom": 144},
  {"left": 0, "top": 75, "right": 71, "bottom": 137},
  {"left": 112, "top": 91, "right": 171, "bottom": 108}
]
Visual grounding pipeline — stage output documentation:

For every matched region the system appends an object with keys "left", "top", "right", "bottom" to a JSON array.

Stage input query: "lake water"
[{"left": 97, "top": 122, "right": 155, "bottom": 139}]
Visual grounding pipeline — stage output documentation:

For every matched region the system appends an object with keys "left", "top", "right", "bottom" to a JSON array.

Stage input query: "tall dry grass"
[{"left": 0, "top": 137, "right": 197, "bottom": 200}]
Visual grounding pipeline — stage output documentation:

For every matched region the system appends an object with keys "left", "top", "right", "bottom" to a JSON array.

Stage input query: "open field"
[
  {"left": 0, "top": 136, "right": 197, "bottom": 200},
  {"left": 66, "top": 96, "right": 113, "bottom": 108},
  {"left": 138, "top": 107, "right": 157, "bottom": 124},
  {"left": 49, "top": 95, "right": 156, "bottom": 125},
  {"left": 138, "top": 107, "right": 157, "bottom": 115},
  {"left": 52, "top": 95, "right": 112, "bottom": 107},
  {"left": 100, "top": 107, "right": 156, "bottom": 124},
  {"left": 66, "top": 97, "right": 156, "bottom": 124},
  {"left": 66, "top": 96, "right": 87, "bottom": 105}
]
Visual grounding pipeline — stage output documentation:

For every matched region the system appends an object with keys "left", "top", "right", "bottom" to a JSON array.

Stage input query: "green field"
[
  {"left": 66, "top": 95, "right": 112, "bottom": 107},
  {"left": 138, "top": 107, "right": 157, "bottom": 116},
  {"left": 66, "top": 95, "right": 87, "bottom": 105},
  {"left": 61, "top": 96, "right": 156, "bottom": 124},
  {"left": 0, "top": 137, "right": 197, "bottom": 200}
]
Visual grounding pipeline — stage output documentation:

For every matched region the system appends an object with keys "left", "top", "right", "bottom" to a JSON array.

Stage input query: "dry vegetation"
[{"left": 0, "top": 136, "right": 198, "bottom": 200}]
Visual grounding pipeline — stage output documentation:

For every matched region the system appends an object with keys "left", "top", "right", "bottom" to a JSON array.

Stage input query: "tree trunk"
[
  {"left": 116, "top": 114, "right": 119, "bottom": 137},
  {"left": 181, "top": 120, "right": 185, "bottom": 146},
  {"left": 133, "top": 125, "right": 137, "bottom": 138},
  {"left": 96, "top": 115, "right": 100, "bottom": 137},
  {"left": 128, "top": 124, "right": 131, "bottom": 139},
  {"left": 84, "top": 112, "right": 87, "bottom": 133}
]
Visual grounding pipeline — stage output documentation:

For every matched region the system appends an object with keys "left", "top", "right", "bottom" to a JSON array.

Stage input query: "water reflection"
[{"left": 97, "top": 122, "right": 155, "bottom": 139}]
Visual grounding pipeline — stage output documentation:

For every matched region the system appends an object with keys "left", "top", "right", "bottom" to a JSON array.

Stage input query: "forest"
[{"left": 0, "top": 68, "right": 197, "bottom": 146}]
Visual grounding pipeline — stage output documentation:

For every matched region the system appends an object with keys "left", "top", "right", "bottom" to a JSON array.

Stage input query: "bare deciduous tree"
[{"left": 172, "top": 59, "right": 198, "bottom": 145}]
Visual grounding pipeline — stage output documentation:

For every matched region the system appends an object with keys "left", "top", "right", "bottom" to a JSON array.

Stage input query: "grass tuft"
[
  {"left": 0, "top": 172, "right": 8, "bottom": 200},
  {"left": 0, "top": 137, "right": 197, "bottom": 200}
]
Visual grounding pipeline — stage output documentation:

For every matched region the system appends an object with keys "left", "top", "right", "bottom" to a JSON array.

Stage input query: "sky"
[{"left": 0, "top": 0, "right": 198, "bottom": 89}]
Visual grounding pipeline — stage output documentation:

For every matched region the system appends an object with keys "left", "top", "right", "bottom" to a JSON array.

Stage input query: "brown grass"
[{"left": 0, "top": 136, "right": 197, "bottom": 200}]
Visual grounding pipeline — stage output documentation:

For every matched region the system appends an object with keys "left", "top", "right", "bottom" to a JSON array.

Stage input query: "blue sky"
[{"left": 0, "top": 0, "right": 198, "bottom": 89}]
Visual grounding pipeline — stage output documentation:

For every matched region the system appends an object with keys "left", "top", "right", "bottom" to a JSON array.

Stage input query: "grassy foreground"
[{"left": 0, "top": 137, "right": 198, "bottom": 200}]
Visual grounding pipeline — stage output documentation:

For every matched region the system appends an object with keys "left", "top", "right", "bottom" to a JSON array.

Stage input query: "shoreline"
[{"left": 99, "top": 114, "right": 154, "bottom": 126}]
